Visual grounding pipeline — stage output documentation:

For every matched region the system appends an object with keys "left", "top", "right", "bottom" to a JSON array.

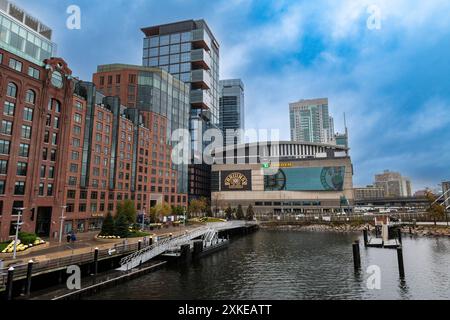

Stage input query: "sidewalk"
[{"left": 1, "top": 224, "right": 197, "bottom": 266}]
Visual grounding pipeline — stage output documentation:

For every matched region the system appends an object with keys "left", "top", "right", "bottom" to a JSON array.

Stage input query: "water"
[{"left": 88, "top": 230, "right": 450, "bottom": 300}]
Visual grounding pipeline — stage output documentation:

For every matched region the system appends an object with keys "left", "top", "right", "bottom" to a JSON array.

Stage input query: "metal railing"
[{"left": 118, "top": 227, "right": 211, "bottom": 271}]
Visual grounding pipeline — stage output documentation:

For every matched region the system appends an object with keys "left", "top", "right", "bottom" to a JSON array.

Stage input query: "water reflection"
[{"left": 88, "top": 230, "right": 450, "bottom": 300}]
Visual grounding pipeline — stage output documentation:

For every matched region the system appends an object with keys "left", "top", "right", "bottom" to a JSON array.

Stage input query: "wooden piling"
[
  {"left": 352, "top": 242, "right": 361, "bottom": 270},
  {"left": 397, "top": 246, "right": 405, "bottom": 279},
  {"left": 6, "top": 267, "right": 14, "bottom": 300},
  {"left": 94, "top": 247, "right": 99, "bottom": 275},
  {"left": 397, "top": 228, "right": 402, "bottom": 244},
  {"left": 363, "top": 229, "right": 368, "bottom": 247},
  {"left": 25, "top": 260, "right": 33, "bottom": 296}
]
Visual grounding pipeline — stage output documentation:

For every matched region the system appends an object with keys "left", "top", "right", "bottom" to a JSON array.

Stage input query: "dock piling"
[
  {"left": 397, "top": 246, "right": 405, "bottom": 279},
  {"left": 363, "top": 229, "right": 368, "bottom": 247},
  {"left": 25, "top": 260, "right": 33, "bottom": 296},
  {"left": 94, "top": 247, "right": 99, "bottom": 275},
  {"left": 397, "top": 228, "right": 402, "bottom": 244},
  {"left": 352, "top": 241, "right": 361, "bottom": 270},
  {"left": 6, "top": 267, "right": 14, "bottom": 300},
  {"left": 193, "top": 240, "right": 203, "bottom": 258},
  {"left": 138, "top": 240, "right": 142, "bottom": 251}
]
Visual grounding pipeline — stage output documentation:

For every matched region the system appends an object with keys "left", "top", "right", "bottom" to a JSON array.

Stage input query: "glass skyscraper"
[
  {"left": 219, "top": 79, "right": 245, "bottom": 144},
  {"left": 141, "top": 20, "right": 220, "bottom": 200},
  {"left": 289, "top": 98, "right": 335, "bottom": 144}
]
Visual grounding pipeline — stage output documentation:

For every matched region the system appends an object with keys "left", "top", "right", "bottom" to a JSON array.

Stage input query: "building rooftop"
[{"left": 0, "top": 0, "right": 53, "bottom": 40}]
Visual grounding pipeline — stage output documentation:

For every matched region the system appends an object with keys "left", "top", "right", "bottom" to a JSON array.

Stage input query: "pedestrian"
[
  {"left": 66, "top": 232, "right": 71, "bottom": 243},
  {"left": 71, "top": 232, "right": 77, "bottom": 243}
]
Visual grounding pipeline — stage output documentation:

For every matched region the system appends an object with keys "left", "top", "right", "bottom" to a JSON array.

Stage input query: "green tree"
[
  {"left": 115, "top": 213, "right": 130, "bottom": 238},
  {"left": 116, "top": 200, "right": 137, "bottom": 224},
  {"left": 101, "top": 212, "right": 115, "bottom": 236},
  {"left": 236, "top": 205, "right": 244, "bottom": 220},
  {"left": 189, "top": 199, "right": 207, "bottom": 216},
  {"left": 426, "top": 191, "right": 445, "bottom": 226},
  {"left": 246, "top": 205, "right": 255, "bottom": 221},
  {"left": 225, "top": 206, "right": 233, "bottom": 220}
]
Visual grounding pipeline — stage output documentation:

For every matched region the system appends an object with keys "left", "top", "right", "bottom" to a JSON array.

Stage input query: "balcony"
[
  {"left": 191, "top": 69, "right": 211, "bottom": 90},
  {"left": 191, "top": 49, "right": 211, "bottom": 70},
  {"left": 190, "top": 90, "right": 212, "bottom": 110},
  {"left": 192, "top": 29, "right": 211, "bottom": 51}
]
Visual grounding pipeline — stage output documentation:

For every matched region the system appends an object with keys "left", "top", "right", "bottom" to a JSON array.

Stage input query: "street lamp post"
[
  {"left": 141, "top": 208, "right": 146, "bottom": 231},
  {"left": 12, "top": 207, "right": 26, "bottom": 260},
  {"left": 183, "top": 207, "right": 187, "bottom": 227},
  {"left": 59, "top": 205, "right": 68, "bottom": 244}
]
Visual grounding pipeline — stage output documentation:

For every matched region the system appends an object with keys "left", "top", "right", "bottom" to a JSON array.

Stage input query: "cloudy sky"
[{"left": 15, "top": 0, "right": 450, "bottom": 191}]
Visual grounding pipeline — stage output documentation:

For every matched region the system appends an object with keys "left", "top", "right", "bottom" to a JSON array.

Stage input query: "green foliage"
[
  {"left": 115, "top": 213, "right": 130, "bottom": 238},
  {"left": 236, "top": 205, "right": 244, "bottom": 220},
  {"left": 0, "top": 242, "right": 9, "bottom": 251},
  {"left": 172, "top": 206, "right": 185, "bottom": 216},
  {"left": 150, "top": 202, "right": 172, "bottom": 221},
  {"left": 18, "top": 232, "right": 37, "bottom": 245},
  {"left": 128, "top": 230, "right": 151, "bottom": 238},
  {"left": 189, "top": 198, "right": 208, "bottom": 216},
  {"left": 225, "top": 206, "right": 234, "bottom": 220},
  {"left": 246, "top": 205, "right": 255, "bottom": 221},
  {"left": 426, "top": 191, "right": 446, "bottom": 225},
  {"left": 116, "top": 200, "right": 137, "bottom": 224},
  {"left": 100, "top": 212, "right": 115, "bottom": 236}
]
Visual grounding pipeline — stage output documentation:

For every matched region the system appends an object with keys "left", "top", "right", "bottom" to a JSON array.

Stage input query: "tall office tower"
[
  {"left": 141, "top": 20, "right": 220, "bottom": 201},
  {"left": 374, "top": 170, "right": 412, "bottom": 198},
  {"left": 219, "top": 79, "right": 245, "bottom": 145},
  {"left": 93, "top": 64, "right": 190, "bottom": 197},
  {"left": 0, "top": 0, "right": 56, "bottom": 66},
  {"left": 289, "top": 98, "right": 335, "bottom": 144}
]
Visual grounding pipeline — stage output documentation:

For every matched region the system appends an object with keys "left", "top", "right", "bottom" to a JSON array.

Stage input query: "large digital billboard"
[
  {"left": 264, "top": 167, "right": 345, "bottom": 191},
  {"left": 221, "top": 170, "right": 252, "bottom": 191}
]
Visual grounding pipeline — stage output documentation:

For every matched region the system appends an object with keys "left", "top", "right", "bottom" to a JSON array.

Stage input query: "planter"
[
  {"left": 94, "top": 235, "right": 124, "bottom": 243},
  {"left": 0, "top": 241, "right": 49, "bottom": 258}
]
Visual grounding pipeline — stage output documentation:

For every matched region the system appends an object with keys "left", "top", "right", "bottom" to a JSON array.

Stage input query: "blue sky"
[{"left": 15, "top": 0, "right": 450, "bottom": 191}]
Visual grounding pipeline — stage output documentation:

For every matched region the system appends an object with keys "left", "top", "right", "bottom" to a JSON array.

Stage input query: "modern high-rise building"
[
  {"left": 0, "top": 0, "right": 56, "bottom": 66},
  {"left": 92, "top": 63, "right": 190, "bottom": 196},
  {"left": 219, "top": 79, "right": 245, "bottom": 145},
  {"left": 374, "top": 170, "right": 412, "bottom": 198},
  {"left": 141, "top": 19, "right": 220, "bottom": 201},
  {"left": 290, "top": 98, "right": 335, "bottom": 144}
]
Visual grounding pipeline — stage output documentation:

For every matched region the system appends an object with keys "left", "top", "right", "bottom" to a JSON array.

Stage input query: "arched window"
[
  {"left": 25, "top": 89, "right": 35, "bottom": 104},
  {"left": 54, "top": 99, "right": 61, "bottom": 113},
  {"left": 6, "top": 82, "right": 17, "bottom": 98}
]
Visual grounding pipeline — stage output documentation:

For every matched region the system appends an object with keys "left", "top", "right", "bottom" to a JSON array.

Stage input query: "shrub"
[{"left": 18, "top": 232, "right": 37, "bottom": 245}]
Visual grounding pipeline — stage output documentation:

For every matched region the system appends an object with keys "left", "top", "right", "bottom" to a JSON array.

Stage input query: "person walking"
[
  {"left": 70, "top": 232, "right": 77, "bottom": 244},
  {"left": 66, "top": 232, "right": 71, "bottom": 243}
]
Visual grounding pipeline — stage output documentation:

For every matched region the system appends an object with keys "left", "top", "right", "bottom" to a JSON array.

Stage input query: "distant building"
[
  {"left": 374, "top": 170, "right": 412, "bottom": 197},
  {"left": 290, "top": 98, "right": 334, "bottom": 144},
  {"left": 354, "top": 185, "right": 385, "bottom": 200},
  {"left": 219, "top": 79, "right": 244, "bottom": 145}
]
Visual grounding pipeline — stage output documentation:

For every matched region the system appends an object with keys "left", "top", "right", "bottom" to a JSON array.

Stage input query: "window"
[
  {"left": 6, "top": 83, "right": 17, "bottom": 98},
  {"left": 68, "top": 177, "right": 77, "bottom": 186},
  {"left": 3, "top": 101, "right": 15, "bottom": 116},
  {"left": 23, "top": 107, "right": 33, "bottom": 121},
  {"left": 96, "top": 122, "right": 103, "bottom": 131},
  {"left": 19, "top": 143, "right": 30, "bottom": 157},
  {"left": 9, "top": 59, "right": 22, "bottom": 72},
  {"left": 51, "top": 133, "right": 58, "bottom": 145},
  {"left": 44, "top": 131, "right": 49, "bottom": 143},
  {"left": 16, "top": 162, "right": 27, "bottom": 176},
  {"left": 24, "top": 89, "right": 36, "bottom": 104},
  {"left": 73, "top": 125, "right": 81, "bottom": 135},
  {"left": 47, "top": 183, "right": 53, "bottom": 196},
  {"left": 50, "top": 149, "right": 56, "bottom": 161},
  {"left": 54, "top": 100, "right": 61, "bottom": 113},
  {"left": 21, "top": 125, "right": 32, "bottom": 139},
  {"left": 42, "top": 148, "right": 48, "bottom": 160},
  {"left": 75, "top": 101, "right": 83, "bottom": 110},
  {"left": 80, "top": 190, "right": 87, "bottom": 199},
  {"left": 48, "top": 166, "right": 55, "bottom": 179},
  {"left": 116, "top": 75, "right": 121, "bottom": 83},
  {"left": 70, "top": 164, "right": 78, "bottom": 173},
  {"left": 0, "top": 181, "right": 5, "bottom": 194},
  {"left": 91, "top": 191, "right": 98, "bottom": 199},
  {"left": 53, "top": 117, "right": 59, "bottom": 129},
  {"left": 0, "top": 140, "right": 10, "bottom": 155},
  {"left": 1, "top": 120, "right": 13, "bottom": 135},
  {"left": 28, "top": 67, "right": 40, "bottom": 79},
  {"left": 40, "top": 165, "right": 46, "bottom": 178},
  {"left": 79, "top": 203, "right": 86, "bottom": 212},
  {"left": 71, "top": 151, "right": 79, "bottom": 160},
  {"left": 14, "top": 182, "right": 26, "bottom": 195},
  {"left": 72, "top": 138, "right": 80, "bottom": 147},
  {"left": 0, "top": 160, "right": 8, "bottom": 174},
  {"left": 38, "top": 183, "right": 44, "bottom": 196},
  {"left": 99, "top": 76, "right": 104, "bottom": 86},
  {"left": 67, "top": 190, "right": 76, "bottom": 199},
  {"left": 74, "top": 113, "right": 82, "bottom": 123}
]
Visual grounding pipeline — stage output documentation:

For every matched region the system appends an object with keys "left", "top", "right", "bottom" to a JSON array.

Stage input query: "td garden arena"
[{"left": 211, "top": 141, "right": 354, "bottom": 215}]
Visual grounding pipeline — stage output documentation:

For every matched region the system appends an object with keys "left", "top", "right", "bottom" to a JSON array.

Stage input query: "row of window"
[
  {"left": 5, "top": 57, "right": 40, "bottom": 80},
  {"left": 0, "top": 140, "right": 29, "bottom": 157}
]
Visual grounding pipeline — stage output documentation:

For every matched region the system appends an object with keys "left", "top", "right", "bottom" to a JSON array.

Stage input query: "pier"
[{"left": 0, "top": 221, "right": 258, "bottom": 300}]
